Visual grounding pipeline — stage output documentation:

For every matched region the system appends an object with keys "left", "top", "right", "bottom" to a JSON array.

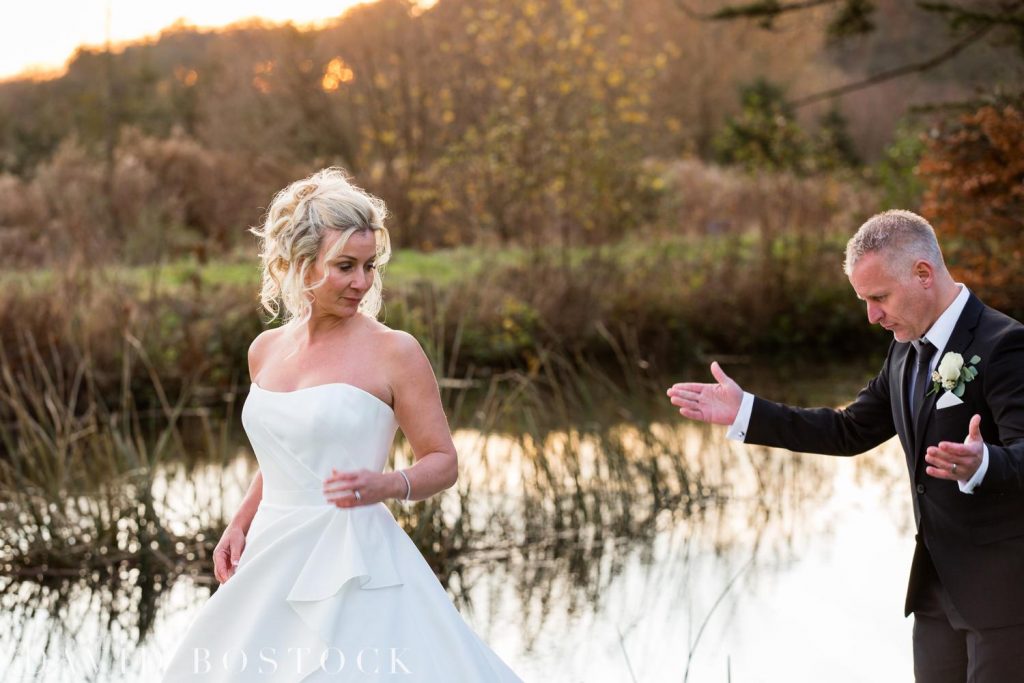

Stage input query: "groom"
[{"left": 668, "top": 210, "right": 1024, "bottom": 682}]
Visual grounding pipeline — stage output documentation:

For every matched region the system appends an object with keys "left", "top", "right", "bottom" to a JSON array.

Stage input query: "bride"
[{"left": 162, "top": 168, "right": 522, "bottom": 681}]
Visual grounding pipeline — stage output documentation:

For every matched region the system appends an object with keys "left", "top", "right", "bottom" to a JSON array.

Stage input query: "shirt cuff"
[
  {"left": 726, "top": 392, "right": 755, "bottom": 442},
  {"left": 959, "top": 443, "right": 989, "bottom": 494}
]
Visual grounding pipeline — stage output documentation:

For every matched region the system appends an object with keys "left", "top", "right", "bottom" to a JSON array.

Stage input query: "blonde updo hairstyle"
[{"left": 251, "top": 168, "right": 391, "bottom": 326}]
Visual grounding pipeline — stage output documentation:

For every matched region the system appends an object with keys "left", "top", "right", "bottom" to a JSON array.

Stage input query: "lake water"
[{"left": 0, "top": 373, "right": 921, "bottom": 682}]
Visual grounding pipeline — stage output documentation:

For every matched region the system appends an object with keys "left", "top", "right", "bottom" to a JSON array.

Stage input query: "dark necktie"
[{"left": 910, "top": 338, "right": 936, "bottom": 424}]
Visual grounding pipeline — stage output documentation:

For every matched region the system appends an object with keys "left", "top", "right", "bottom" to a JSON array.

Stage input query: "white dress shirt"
[{"left": 727, "top": 284, "right": 988, "bottom": 493}]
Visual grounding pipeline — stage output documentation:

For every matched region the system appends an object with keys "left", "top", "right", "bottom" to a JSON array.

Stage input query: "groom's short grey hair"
[{"left": 844, "top": 210, "right": 945, "bottom": 278}]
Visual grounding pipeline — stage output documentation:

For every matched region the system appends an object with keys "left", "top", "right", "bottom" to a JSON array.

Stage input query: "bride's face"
[{"left": 308, "top": 228, "right": 378, "bottom": 318}]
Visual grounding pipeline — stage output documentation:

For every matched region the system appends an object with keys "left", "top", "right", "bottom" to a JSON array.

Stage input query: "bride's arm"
[
  {"left": 227, "top": 470, "right": 263, "bottom": 534},
  {"left": 214, "top": 470, "right": 262, "bottom": 582},
  {"left": 211, "top": 326, "right": 267, "bottom": 581},
  {"left": 232, "top": 329, "right": 274, "bottom": 527},
  {"left": 387, "top": 332, "right": 459, "bottom": 500}
]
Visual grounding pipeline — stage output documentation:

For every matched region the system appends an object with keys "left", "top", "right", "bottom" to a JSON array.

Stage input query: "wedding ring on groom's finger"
[
  {"left": 354, "top": 490, "right": 362, "bottom": 502},
  {"left": 952, "top": 463, "right": 958, "bottom": 475}
]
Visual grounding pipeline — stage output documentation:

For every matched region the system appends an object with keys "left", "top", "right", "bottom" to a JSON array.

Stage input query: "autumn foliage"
[
  {"left": 0, "top": 0, "right": 844, "bottom": 264},
  {"left": 919, "top": 103, "right": 1024, "bottom": 317}
]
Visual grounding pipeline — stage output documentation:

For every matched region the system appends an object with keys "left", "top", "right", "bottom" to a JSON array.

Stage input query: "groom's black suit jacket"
[{"left": 746, "top": 293, "right": 1024, "bottom": 630}]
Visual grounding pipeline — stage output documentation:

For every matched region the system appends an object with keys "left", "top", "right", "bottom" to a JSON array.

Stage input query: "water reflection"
[
  {"left": 463, "top": 439, "right": 912, "bottom": 682},
  {"left": 0, "top": 416, "right": 915, "bottom": 681}
]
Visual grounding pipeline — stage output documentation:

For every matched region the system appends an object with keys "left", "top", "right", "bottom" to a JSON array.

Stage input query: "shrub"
[
  {"left": 0, "top": 173, "right": 47, "bottom": 265},
  {"left": 919, "top": 101, "right": 1024, "bottom": 318}
]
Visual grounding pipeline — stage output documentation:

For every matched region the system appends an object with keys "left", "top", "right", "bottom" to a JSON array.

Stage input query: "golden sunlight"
[
  {"left": 0, "top": 0, "right": 383, "bottom": 81},
  {"left": 321, "top": 57, "right": 355, "bottom": 91},
  {"left": 174, "top": 67, "right": 199, "bottom": 87}
]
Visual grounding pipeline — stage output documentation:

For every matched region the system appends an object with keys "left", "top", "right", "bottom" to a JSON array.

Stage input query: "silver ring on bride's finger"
[
  {"left": 951, "top": 463, "right": 958, "bottom": 475},
  {"left": 354, "top": 489, "right": 362, "bottom": 502}
]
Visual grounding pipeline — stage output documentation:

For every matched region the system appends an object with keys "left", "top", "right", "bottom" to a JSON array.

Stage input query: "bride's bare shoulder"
[
  {"left": 360, "top": 322, "right": 436, "bottom": 405},
  {"left": 365, "top": 321, "right": 422, "bottom": 356},
  {"left": 363, "top": 321, "right": 428, "bottom": 369},
  {"left": 248, "top": 325, "right": 288, "bottom": 379}
]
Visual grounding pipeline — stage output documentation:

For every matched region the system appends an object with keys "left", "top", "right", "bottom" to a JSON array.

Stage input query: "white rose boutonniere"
[{"left": 929, "top": 352, "right": 980, "bottom": 398}]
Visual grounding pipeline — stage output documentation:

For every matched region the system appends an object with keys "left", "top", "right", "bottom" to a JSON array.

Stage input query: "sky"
[{"left": 0, "top": 0, "right": 376, "bottom": 80}]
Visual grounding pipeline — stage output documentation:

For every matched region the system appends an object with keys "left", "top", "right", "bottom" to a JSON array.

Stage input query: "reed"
[
  {"left": 0, "top": 319, "right": 722, "bottom": 587},
  {"left": 0, "top": 331, "right": 236, "bottom": 581},
  {"left": 389, "top": 335, "right": 720, "bottom": 580}
]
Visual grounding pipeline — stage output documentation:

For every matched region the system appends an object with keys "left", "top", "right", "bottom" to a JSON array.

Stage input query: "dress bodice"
[{"left": 242, "top": 382, "right": 399, "bottom": 505}]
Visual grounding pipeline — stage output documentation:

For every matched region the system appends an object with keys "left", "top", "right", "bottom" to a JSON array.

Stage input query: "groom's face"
[{"left": 849, "top": 250, "right": 932, "bottom": 343}]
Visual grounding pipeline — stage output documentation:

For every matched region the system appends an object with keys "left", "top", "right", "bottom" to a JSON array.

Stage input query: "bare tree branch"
[
  {"left": 674, "top": 0, "right": 841, "bottom": 22},
  {"left": 788, "top": 22, "right": 996, "bottom": 107},
  {"left": 672, "top": 0, "right": 1023, "bottom": 107},
  {"left": 917, "top": 1, "right": 1024, "bottom": 29}
]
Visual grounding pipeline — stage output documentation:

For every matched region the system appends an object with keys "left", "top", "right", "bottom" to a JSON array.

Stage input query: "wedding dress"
[{"left": 162, "top": 382, "right": 522, "bottom": 682}]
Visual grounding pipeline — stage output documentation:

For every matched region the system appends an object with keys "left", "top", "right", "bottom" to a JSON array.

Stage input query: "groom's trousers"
[{"left": 911, "top": 546, "right": 1024, "bottom": 683}]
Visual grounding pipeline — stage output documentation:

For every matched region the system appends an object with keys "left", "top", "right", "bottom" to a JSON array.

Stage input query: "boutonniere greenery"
[{"left": 928, "top": 352, "right": 980, "bottom": 398}]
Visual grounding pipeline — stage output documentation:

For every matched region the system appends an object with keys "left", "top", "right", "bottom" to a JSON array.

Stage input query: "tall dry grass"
[
  {"left": 0, "top": 320, "right": 723, "bottom": 581},
  {"left": 0, "top": 331, "right": 237, "bottom": 581}
]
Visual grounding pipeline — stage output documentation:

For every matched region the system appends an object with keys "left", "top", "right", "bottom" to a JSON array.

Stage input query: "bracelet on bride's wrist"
[{"left": 397, "top": 469, "right": 412, "bottom": 502}]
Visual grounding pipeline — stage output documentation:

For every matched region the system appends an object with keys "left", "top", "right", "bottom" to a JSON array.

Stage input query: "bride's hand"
[
  {"left": 213, "top": 525, "right": 246, "bottom": 583},
  {"left": 667, "top": 361, "right": 744, "bottom": 425},
  {"left": 323, "top": 468, "right": 401, "bottom": 508}
]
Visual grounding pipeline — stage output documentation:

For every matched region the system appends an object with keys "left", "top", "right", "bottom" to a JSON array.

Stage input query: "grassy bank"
[{"left": 0, "top": 231, "right": 889, "bottom": 411}]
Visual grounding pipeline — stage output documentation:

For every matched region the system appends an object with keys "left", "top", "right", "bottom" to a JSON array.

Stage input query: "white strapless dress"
[{"left": 162, "top": 382, "right": 522, "bottom": 682}]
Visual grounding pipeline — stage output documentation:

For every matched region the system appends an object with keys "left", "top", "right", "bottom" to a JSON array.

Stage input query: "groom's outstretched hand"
[{"left": 667, "top": 362, "right": 743, "bottom": 425}]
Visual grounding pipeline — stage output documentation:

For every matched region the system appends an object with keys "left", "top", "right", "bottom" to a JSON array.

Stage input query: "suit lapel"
[{"left": 912, "top": 294, "right": 984, "bottom": 464}]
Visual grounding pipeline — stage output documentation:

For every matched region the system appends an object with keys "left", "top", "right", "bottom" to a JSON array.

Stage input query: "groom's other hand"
[
  {"left": 925, "top": 413, "right": 985, "bottom": 482},
  {"left": 667, "top": 361, "right": 743, "bottom": 425}
]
